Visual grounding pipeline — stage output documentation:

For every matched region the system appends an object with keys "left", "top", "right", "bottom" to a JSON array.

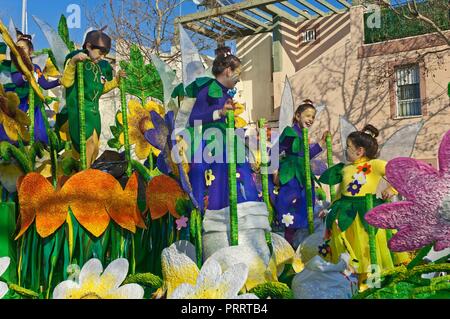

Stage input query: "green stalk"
[
  {"left": 326, "top": 133, "right": 336, "bottom": 202},
  {"left": 130, "top": 235, "right": 136, "bottom": 274},
  {"left": 192, "top": 209, "right": 202, "bottom": 268},
  {"left": 365, "top": 194, "right": 378, "bottom": 267},
  {"left": 28, "top": 89, "right": 35, "bottom": 146},
  {"left": 302, "top": 128, "right": 314, "bottom": 235},
  {"left": 77, "top": 62, "right": 87, "bottom": 170},
  {"left": 7, "top": 283, "right": 40, "bottom": 299},
  {"left": 119, "top": 81, "right": 132, "bottom": 177},
  {"left": 226, "top": 111, "right": 238, "bottom": 246},
  {"left": 258, "top": 119, "right": 273, "bottom": 251}
]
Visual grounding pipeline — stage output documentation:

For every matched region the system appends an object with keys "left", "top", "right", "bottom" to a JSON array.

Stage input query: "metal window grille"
[
  {"left": 395, "top": 64, "right": 422, "bottom": 117},
  {"left": 302, "top": 29, "right": 316, "bottom": 43}
]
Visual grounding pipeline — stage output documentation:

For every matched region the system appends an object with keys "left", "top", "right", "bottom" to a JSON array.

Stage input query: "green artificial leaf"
[
  {"left": 175, "top": 198, "right": 193, "bottom": 216},
  {"left": 207, "top": 80, "right": 223, "bottom": 99},
  {"left": 107, "top": 138, "right": 122, "bottom": 150},
  {"left": 120, "top": 44, "right": 164, "bottom": 103},
  {"left": 319, "top": 163, "right": 345, "bottom": 185},
  {"left": 110, "top": 125, "right": 122, "bottom": 139},
  {"left": 57, "top": 15, "right": 76, "bottom": 52}
]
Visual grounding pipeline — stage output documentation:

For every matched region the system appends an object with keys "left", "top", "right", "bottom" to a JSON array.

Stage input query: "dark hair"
[
  {"left": 293, "top": 99, "right": 316, "bottom": 123},
  {"left": 212, "top": 46, "right": 240, "bottom": 76},
  {"left": 348, "top": 124, "right": 379, "bottom": 159},
  {"left": 83, "top": 29, "right": 112, "bottom": 54},
  {"left": 16, "top": 29, "right": 34, "bottom": 51}
]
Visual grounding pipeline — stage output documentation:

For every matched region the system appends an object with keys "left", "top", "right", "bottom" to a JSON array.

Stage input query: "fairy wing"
[
  {"left": 179, "top": 24, "right": 205, "bottom": 88},
  {"left": 150, "top": 53, "right": 179, "bottom": 111},
  {"left": 339, "top": 115, "right": 358, "bottom": 162},
  {"left": 376, "top": 121, "right": 424, "bottom": 197},
  {"left": 0, "top": 71, "right": 10, "bottom": 85},
  {"left": 272, "top": 76, "right": 294, "bottom": 147},
  {"left": 32, "top": 53, "right": 49, "bottom": 72},
  {"left": 32, "top": 15, "right": 69, "bottom": 72}
]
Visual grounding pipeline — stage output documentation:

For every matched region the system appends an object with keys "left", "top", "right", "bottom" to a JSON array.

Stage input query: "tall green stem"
[
  {"left": 302, "top": 128, "right": 314, "bottom": 234},
  {"left": 226, "top": 111, "right": 238, "bottom": 246},
  {"left": 77, "top": 62, "right": 87, "bottom": 170},
  {"left": 326, "top": 133, "right": 336, "bottom": 202},
  {"left": 119, "top": 81, "right": 132, "bottom": 177},
  {"left": 365, "top": 194, "right": 378, "bottom": 267},
  {"left": 258, "top": 119, "right": 273, "bottom": 251},
  {"left": 28, "top": 89, "right": 35, "bottom": 146}
]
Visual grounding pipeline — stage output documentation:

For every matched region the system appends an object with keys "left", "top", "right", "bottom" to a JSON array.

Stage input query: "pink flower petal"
[
  {"left": 434, "top": 228, "right": 450, "bottom": 251},
  {"left": 386, "top": 158, "right": 442, "bottom": 205},
  {"left": 438, "top": 130, "right": 450, "bottom": 177},
  {"left": 366, "top": 202, "right": 419, "bottom": 229},
  {"left": 388, "top": 227, "right": 435, "bottom": 252}
]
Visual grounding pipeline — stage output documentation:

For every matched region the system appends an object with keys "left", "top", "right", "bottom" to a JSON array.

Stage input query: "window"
[
  {"left": 395, "top": 64, "right": 422, "bottom": 117},
  {"left": 302, "top": 29, "right": 316, "bottom": 43}
]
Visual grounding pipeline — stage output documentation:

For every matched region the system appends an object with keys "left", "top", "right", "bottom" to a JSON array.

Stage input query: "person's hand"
[
  {"left": 382, "top": 187, "right": 395, "bottom": 200},
  {"left": 273, "top": 170, "right": 280, "bottom": 186},
  {"left": 320, "top": 130, "right": 330, "bottom": 147},
  {"left": 116, "top": 69, "right": 127, "bottom": 83},
  {"left": 318, "top": 209, "right": 329, "bottom": 219},
  {"left": 70, "top": 52, "right": 89, "bottom": 65},
  {"left": 339, "top": 253, "right": 351, "bottom": 266},
  {"left": 219, "top": 99, "right": 235, "bottom": 117}
]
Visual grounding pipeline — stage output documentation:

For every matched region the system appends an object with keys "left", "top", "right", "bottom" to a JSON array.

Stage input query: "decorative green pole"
[
  {"left": 226, "top": 111, "right": 238, "bottom": 246},
  {"left": 119, "top": 80, "right": 132, "bottom": 177},
  {"left": 190, "top": 209, "right": 202, "bottom": 268},
  {"left": 302, "top": 128, "right": 314, "bottom": 234},
  {"left": 365, "top": 194, "right": 378, "bottom": 267},
  {"left": 326, "top": 132, "right": 336, "bottom": 202},
  {"left": 28, "top": 89, "right": 35, "bottom": 146},
  {"left": 258, "top": 119, "right": 273, "bottom": 249},
  {"left": 77, "top": 62, "right": 87, "bottom": 170}
]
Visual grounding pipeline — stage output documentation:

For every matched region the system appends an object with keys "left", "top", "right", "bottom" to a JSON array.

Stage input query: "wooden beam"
[
  {"left": 315, "top": 0, "right": 344, "bottom": 14},
  {"left": 211, "top": 17, "right": 247, "bottom": 34},
  {"left": 247, "top": 8, "right": 273, "bottom": 23},
  {"left": 263, "top": 4, "right": 298, "bottom": 23},
  {"left": 335, "top": 0, "right": 352, "bottom": 8},
  {"left": 184, "top": 22, "right": 217, "bottom": 39},
  {"left": 279, "top": 1, "right": 312, "bottom": 20},
  {"left": 294, "top": 0, "right": 327, "bottom": 16},
  {"left": 175, "top": 0, "right": 281, "bottom": 24},
  {"left": 233, "top": 11, "right": 270, "bottom": 29},
  {"left": 224, "top": 14, "right": 258, "bottom": 31}
]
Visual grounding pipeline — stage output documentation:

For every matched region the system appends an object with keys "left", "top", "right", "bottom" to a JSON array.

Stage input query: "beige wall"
[{"left": 237, "top": 5, "right": 450, "bottom": 164}]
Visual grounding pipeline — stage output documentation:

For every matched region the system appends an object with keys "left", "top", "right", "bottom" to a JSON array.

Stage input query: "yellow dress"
[{"left": 327, "top": 157, "right": 410, "bottom": 275}]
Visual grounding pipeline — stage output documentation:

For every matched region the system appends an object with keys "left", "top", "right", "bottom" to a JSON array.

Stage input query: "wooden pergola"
[{"left": 175, "top": 0, "right": 353, "bottom": 40}]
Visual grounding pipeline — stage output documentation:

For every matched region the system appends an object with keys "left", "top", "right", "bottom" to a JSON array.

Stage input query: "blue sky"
[{"left": 0, "top": 0, "right": 199, "bottom": 51}]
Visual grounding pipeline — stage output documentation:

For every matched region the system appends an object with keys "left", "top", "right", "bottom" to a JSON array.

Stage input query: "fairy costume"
[
  {"left": 56, "top": 49, "right": 117, "bottom": 152},
  {"left": 276, "top": 123, "right": 322, "bottom": 229},
  {"left": 319, "top": 157, "right": 410, "bottom": 274},
  {"left": 186, "top": 78, "right": 260, "bottom": 212},
  {"left": 0, "top": 62, "right": 59, "bottom": 145}
]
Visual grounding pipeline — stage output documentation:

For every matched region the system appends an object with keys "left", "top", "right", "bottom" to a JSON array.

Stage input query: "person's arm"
[
  {"left": 373, "top": 159, "right": 398, "bottom": 197},
  {"left": 309, "top": 143, "right": 323, "bottom": 159},
  {"left": 36, "top": 66, "right": 60, "bottom": 90},
  {"left": 188, "top": 89, "right": 221, "bottom": 126},
  {"left": 60, "top": 59, "right": 77, "bottom": 88},
  {"left": 102, "top": 77, "right": 118, "bottom": 94},
  {"left": 11, "top": 71, "right": 26, "bottom": 87}
]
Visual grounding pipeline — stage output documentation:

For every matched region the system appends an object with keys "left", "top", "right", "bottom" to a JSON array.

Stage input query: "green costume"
[{"left": 56, "top": 50, "right": 113, "bottom": 151}]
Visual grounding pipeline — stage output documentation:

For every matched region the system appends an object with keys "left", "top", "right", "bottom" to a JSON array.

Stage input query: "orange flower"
[
  {"left": 147, "top": 175, "right": 187, "bottom": 220},
  {"left": 357, "top": 163, "right": 372, "bottom": 175},
  {"left": 16, "top": 170, "right": 145, "bottom": 239}
]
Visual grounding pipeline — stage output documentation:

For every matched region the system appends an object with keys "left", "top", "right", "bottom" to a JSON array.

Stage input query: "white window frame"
[
  {"left": 395, "top": 64, "right": 422, "bottom": 118},
  {"left": 302, "top": 29, "right": 316, "bottom": 43}
]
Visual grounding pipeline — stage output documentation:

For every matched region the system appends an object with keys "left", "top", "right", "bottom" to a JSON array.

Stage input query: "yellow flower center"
[{"left": 80, "top": 292, "right": 103, "bottom": 299}]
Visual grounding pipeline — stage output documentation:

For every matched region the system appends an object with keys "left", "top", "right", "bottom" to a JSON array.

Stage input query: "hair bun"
[
  {"left": 215, "top": 46, "right": 232, "bottom": 58},
  {"left": 302, "top": 99, "right": 314, "bottom": 106},
  {"left": 362, "top": 124, "right": 379, "bottom": 138}
]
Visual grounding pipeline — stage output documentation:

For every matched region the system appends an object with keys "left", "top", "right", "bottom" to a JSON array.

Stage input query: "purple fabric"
[
  {"left": 11, "top": 64, "right": 59, "bottom": 90},
  {"left": 280, "top": 123, "right": 322, "bottom": 159},
  {"left": 188, "top": 81, "right": 231, "bottom": 127}
]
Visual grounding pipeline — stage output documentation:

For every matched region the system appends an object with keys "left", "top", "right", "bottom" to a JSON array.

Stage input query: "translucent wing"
[
  {"left": 32, "top": 15, "right": 69, "bottom": 72},
  {"left": 376, "top": 121, "right": 424, "bottom": 197},
  {"left": 179, "top": 24, "right": 205, "bottom": 88},
  {"left": 0, "top": 71, "right": 11, "bottom": 85},
  {"left": 379, "top": 121, "right": 424, "bottom": 162},
  {"left": 32, "top": 53, "right": 49, "bottom": 72},
  {"left": 339, "top": 115, "right": 357, "bottom": 162},
  {"left": 150, "top": 53, "right": 179, "bottom": 111},
  {"left": 8, "top": 18, "right": 17, "bottom": 43},
  {"left": 315, "top": 103, "right": 326, "bottom": 118},
  {"left": 273, "top": 76, "right": 294, "bottom": 146}
]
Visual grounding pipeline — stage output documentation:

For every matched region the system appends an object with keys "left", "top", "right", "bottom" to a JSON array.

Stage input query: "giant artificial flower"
[
  {"left": 0, "top": 257, "right": 10, "bottom": 299},
  {"left": 17, "top": 170, "right": 145, "bottom": 238},
  {"left": 365, "top": 130, "right": 450, "bottom": 252},
  {"left": 126, "top": 99, "right": 164, "bottom": 159},
  {"left": 146, "top": 175, "right": 187, "bottom": 220},
  {"left": 52, "top": 258, "right": 144, "bottom": 299},
  {"left": 169, "top": 259, "right": 257, "bottom": 299},
  {"left": 0, "top": 84, "right": 30, "bottom": 142},
  {"left": 233, "top": 102, "right": 248, "bottom": 128}
]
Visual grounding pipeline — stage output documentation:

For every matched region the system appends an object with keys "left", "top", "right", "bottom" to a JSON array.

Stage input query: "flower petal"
[
  {"left": 147, "top": 175, "right": 184, "bottom": 219},
  {"left": 434, "top": 234, "right": 450, "bottom": 251},
  {"left": 386, "top": 158, "right": 442, "bottom": 205},
  {"left": 388, "top": 226, "right": 435, "bottom": 252},
  {"left": 234, "top": 116, "right": 247, "bottom": 128},
  {"left": 107, "top": 174, "right": 138, "bottom": 233},
  {"left": 134, "top": 138, "right": 151, "bottom": 160},
  {"left": 111, "top": 283, "right": 144, "bottom": 299},
  {"left": 52, "top": 280, "right": 81, "bottom": 299},
  {"left": 101, "top": 258, "right": 129, "bottom": 290},
  {"left": 79, "top": 258, "right": 104, "bottom": 286},
  {"left": 366, "top": 202, "right": 420, "bottom": 229},
  {"left": 195, "top": 258, "right": 222, "bottom": 291},
  {"left": 144, "top": 100, "right": 164, "bottom": 115},
  {"left": 62, "top": 170, "right": 112, "bottom": 237},
  {"left": 218, "top": 263, "right": 249, "bottom": 298},
  {"left": 169, "top": 283, "right": 194, "bottom": 299},
  {"left": 0, "top": 281, "right": 8, "bottom": 299},
  {"left": 438, "top": 130, "right": 450, "bottom": 176},
  {"left": 0, "top": 257, "right": 10, "bottom": 277}
]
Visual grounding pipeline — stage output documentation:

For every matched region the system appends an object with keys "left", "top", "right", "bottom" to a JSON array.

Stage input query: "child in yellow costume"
[{"left": 319, "top": 125, "right": 409, "bottom": 285}]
